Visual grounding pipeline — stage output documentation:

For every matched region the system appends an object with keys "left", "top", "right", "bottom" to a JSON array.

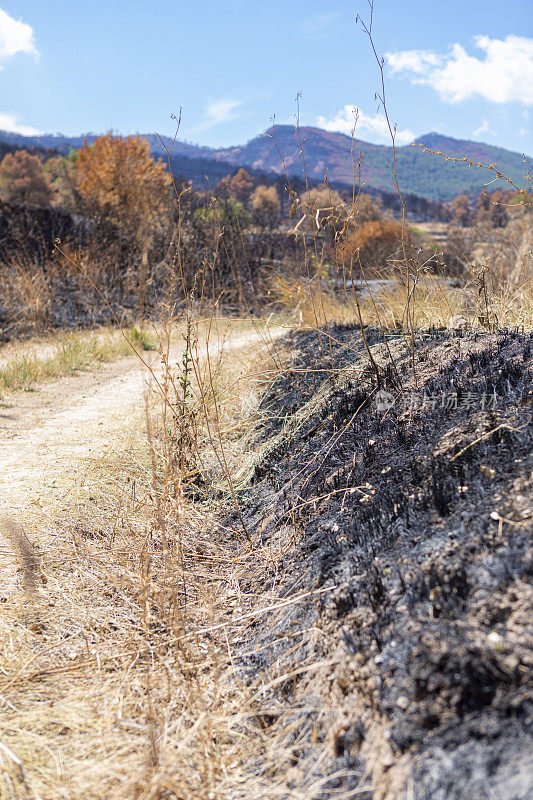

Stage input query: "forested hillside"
[{"left": 1, "top": 126, "right": 529, "bottom": 202}]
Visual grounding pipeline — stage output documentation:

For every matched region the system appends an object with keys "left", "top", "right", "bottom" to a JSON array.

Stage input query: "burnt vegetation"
[{"left": 234, "top": 327, "right": 532, "bottom": 799}]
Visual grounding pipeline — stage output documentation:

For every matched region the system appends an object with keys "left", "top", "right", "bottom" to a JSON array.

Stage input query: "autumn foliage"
[
  {"left": 336, "top": 219, "right": 408, "bottom": 270},
  {"left": 474, "top": 189, "right": 515, "bottom": 228},
  {"left": 0, "top": 150, "right": 53, "bottom": 206},
  {"left": 451, "top": 194, "right": 471, "bottom": 226},
  {"left": 450, "top": 188, "right": 528, "bottom": 229},
  {"left": 76, "top": 133, "right": 172, "bottom": 233},
  {"left": 217, "top": 168, "right": 254, "bottom": 203}
]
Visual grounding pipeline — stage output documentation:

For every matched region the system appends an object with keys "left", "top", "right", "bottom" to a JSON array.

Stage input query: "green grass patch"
[
  {"left": 129, "top": 325, "right": 156, "bottom": 351},
  {"left": 0, "top": 327, "right": 153, "bottom": 395}
]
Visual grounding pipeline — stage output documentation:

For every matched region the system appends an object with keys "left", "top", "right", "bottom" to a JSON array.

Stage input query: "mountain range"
[{"left": 0, "top": 126, "right": 529, "bottom": 202}]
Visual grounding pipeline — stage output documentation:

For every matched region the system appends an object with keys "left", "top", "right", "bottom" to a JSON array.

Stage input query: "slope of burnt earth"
[{"left": 236, "top": 326, "right": 532, "bottom": 800}]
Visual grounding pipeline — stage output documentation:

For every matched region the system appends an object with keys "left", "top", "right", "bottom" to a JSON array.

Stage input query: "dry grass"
[
  {"left": 0, "top": 326, "right": 155, "bottom": 396},
  {"left": 1, "top": 318, "right": 344, "bottom": 800},
  {"left": 356, "top": 272, "right": 533, "bottom": 331},
  {"left": 269, "top": 270, "right": 533, "bottom": 333},
  {"left": 270, "top": 275, "right": 356, "bottom": 328},
  {"left": 0, "top": 502, "right": 262, "bottom": 799},
  {"left": 3, "top": 246, "right": 529, "bottom": 799},
  {"left": 1, "top": 254, "right": 53, "bottom": 334}
]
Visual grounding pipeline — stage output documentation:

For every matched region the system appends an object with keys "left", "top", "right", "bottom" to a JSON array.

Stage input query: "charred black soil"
[{"left": 234, "top": 326, "right": 532, "bottom": 800}]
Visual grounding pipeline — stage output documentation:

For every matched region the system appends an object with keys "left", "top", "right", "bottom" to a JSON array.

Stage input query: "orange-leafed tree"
[
  {"left": 451, "top": 194, "right": 471, "bottom": 226},
  {"left": 475, "top": 188, "right": 514, "bottom": 228},
  {"left": 76, "top": 133, "right": 172, "bottom": 318},
  {"left": 217, "top": 168, "right": 254, "bottom": 203},
  {"left": 76, "top": 133, "right": 172, "bottom": 233},
  {"left": 0, "top": 150, "right": 53, "bottom": 205}
]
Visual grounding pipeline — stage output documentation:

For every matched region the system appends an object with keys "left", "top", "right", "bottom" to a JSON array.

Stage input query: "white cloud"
[
  {"left": 0, "top": 7, "right": 38, "bottom": 66},
  {"left": 473, "top": 119, "right": 490, "bottom": 138},
  {"left": 384, "top": 50, "right": 441, "bottom": 75},
  {"left": 0, "top": 111, "right": 42, "bottom": 135},
  {"left": 386, "top": 35, "right": 533, "bottom": 105},
  {"left": 316, "top": 106, "right": 415, "bottom": 146},
  {"left": 302, "top": 12, "right": 340, "bottom": 38},
  {"left": 198, "top": 98, "right": 243, "bottom": 130}
]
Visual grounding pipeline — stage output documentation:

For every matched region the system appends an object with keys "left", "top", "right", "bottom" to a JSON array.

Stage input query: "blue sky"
[{"left": 1, "top": 1, "right": 532, "bottom": 153}]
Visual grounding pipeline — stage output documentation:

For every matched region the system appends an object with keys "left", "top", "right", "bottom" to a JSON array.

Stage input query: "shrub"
[
  {"left": 0, "top": 150, "right": 53, "bottom": 206},
  {"left": 351, "top": 192, "right": 383, "bottom": 224},
  {"left": 336, "top": 219, "right": 409, "bottom": 271},
  {"left": 251, "top": 184, "right": 280, "bottom": 229},
  {"left": 298, "top": 187, "right": 347, "bottom": 236},
  {"left": 195, "top": 198, "right": 250, "bottom": 230},
  {"left": 45, "top": 152, "right": 80, "bottom": 211},
  {"left": 475, "top": 189, "right": 515, "bottom": 228}
]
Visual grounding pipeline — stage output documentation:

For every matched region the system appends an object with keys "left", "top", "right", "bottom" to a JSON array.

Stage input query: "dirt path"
[
  {"left": 0, "top": 323, "right": 287, "bottom": 800},
  {"left": 0, "top": 325, "right": 282, "bottom": 589},
  {"left": 0, "top": 354, "right": 152, "bottom": 513}
]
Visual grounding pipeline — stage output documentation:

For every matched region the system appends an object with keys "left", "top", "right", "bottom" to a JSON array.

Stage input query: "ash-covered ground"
[{"left": 234, "top": 325, "right": 532, "bottom": 800}]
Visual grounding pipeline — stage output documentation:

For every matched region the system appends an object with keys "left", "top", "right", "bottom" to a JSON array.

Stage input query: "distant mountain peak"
[
  {"left": 0, "top": 126, "right": 529, "bottom": 202},
  {"left": 414, "top": 132, "right": 471, "bottom": 147}
]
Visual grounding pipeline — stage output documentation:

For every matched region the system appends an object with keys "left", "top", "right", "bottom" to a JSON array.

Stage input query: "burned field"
[{"left": 235, "top": 326, "right": 532, "bottom": 799}]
